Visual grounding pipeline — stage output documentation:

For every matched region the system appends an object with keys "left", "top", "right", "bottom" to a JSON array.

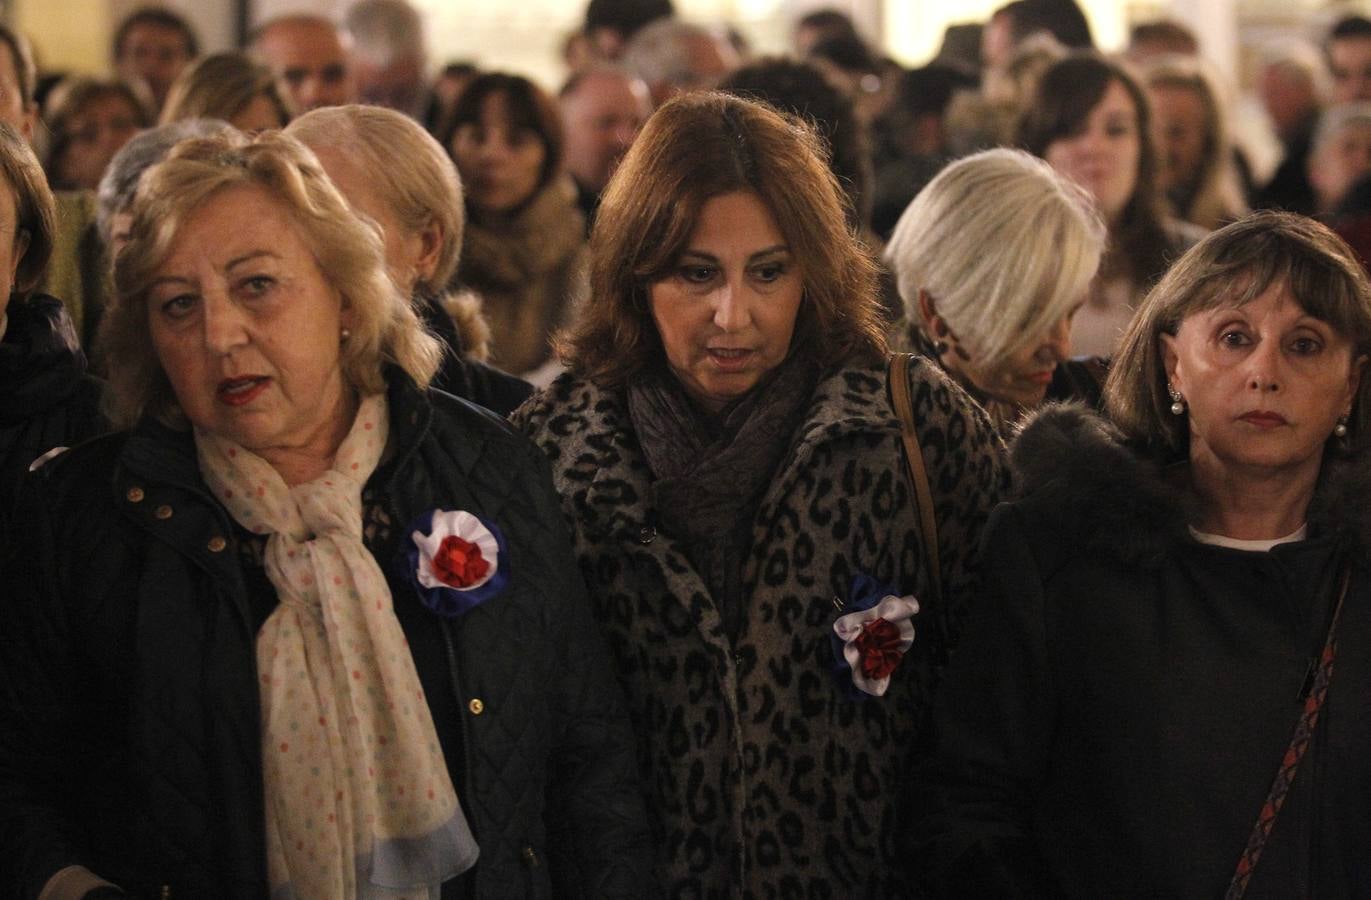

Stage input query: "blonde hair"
[
  {"left": 1106, "top": 211, "right": 1371, "bottom": 453},
  {"left": 101, "top": 129, "right": 441, "bottom": 428},
  {"left": 287, "top": 104, "right": 464, "bottom": 291},
  {"left": 1144, "top": 54, "right": 1248, "bottom": 230},
  {"left": 884, "top": 147, "right": 1104, "bottom": 370},
  {"left": 159, "top": 51, "right": 292, "bottom": 128}
]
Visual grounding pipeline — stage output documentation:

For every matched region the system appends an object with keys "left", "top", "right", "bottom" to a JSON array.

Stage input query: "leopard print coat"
[{"left": 514, "top": 356, "right": 1008, "bottom": 898}]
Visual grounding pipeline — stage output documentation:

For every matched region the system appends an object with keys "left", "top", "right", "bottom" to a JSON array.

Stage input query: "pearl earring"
[
  {"left": 340, "top": 327, "right": 352, "bottom": 343},
  {"left": 1335, "top": 416, "right": 1349, "bottom": 438},
  {"left": 1169, "top": 386, "right": 1185, "bottom": 416}
]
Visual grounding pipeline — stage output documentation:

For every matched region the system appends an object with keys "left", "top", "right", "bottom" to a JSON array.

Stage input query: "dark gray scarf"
[{"left": 626, "top": 354, "right": 820, "bottom": 640}]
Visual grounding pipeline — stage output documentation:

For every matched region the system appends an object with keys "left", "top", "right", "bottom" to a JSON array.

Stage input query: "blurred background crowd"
[{"left": 8, "top": 3, "right": 1371, "bottom": 896}]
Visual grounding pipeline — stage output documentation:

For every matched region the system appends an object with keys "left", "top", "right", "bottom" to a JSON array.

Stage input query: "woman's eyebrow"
[{"left": 224, "top": 249, "right": 279, "bottom": 271}]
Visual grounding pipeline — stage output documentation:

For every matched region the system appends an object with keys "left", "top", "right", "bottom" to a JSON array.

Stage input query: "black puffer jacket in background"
[
  {"left": 0, "top": 372, "right": 650, "bottom": 899},
  {"left": 0, "top": 293, "right": 103, "bottom": 536}
]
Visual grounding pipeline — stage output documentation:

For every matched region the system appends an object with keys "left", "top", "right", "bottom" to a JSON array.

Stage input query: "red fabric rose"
[
  {"left": 432, "top": 535, "right": 490, "bottom": 587},
  {"left": 853, "top": 618, "right": 904, "bottom": 680}
]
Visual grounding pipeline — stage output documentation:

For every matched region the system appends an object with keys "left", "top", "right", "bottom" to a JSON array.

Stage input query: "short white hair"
[
  {"left": 1260, "top": 38, "right": 1332, "bottom": 100},
  {"left": 345, "top": 0, "right": 424, "bottom": 67},
  {"left": 623, "top": 18, "right": 729, "bottom": 89},
  {"left": 884, "top": 148, "right": 1105, "bottom": 368}
]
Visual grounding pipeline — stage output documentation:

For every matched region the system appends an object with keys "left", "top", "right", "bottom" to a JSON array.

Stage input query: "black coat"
[
  {"left": 0, "top": 293, "right": 103, "bottom": 537},
  {"left": 418, "top": 290, "right": 533, "bottom": 416},
  {"left": 916, "top": 404, "right": 1371, "bottom": 899},
  {"left": 0, "top": 373, "right": 650, "bottom": 899}
]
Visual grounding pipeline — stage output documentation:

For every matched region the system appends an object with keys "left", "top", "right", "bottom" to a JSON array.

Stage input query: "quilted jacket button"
[
  {"left": 468, "top": 698, "right": 485, "bottom": 715},
  {"left": 126, "top": 487, "right": 145, "bottom": 503},
  {"left": 155, "top": 505, "right": 174, "bottom": 520},
  {"left": 522, "top": 846, "right": 539, "bottom": 867},
  {"left": 638, "top": 525, "right": 655, "bottom": 545},
  {"left": 207, "top": 536, "right": 227, "bottom": 553}
]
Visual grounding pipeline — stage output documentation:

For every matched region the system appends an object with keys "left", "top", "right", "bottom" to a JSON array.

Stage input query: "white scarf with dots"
[{"left": 195, "top": 393, "right": 479, "bottom": 898}]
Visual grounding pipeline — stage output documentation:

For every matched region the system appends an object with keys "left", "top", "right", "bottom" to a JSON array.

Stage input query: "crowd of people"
[{"left": 2, "top": 0, "right": 1371, "bottom": 897}]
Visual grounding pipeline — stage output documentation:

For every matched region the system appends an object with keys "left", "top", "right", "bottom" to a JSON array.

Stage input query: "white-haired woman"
[
  {"left": 0, "top": 130, "right": 649, "bottom": 898},
  {"left": 1308, "top": 102, "right": 1371, "bottom": 217},
  {"left": 884, "top": 148, "right": 1107, "bottom": 435},
  {"left": 917, "top": 212, "right": 1371, "bottom": 896},
  {"left": 288, "top": 104, "right": 532, "bottom": 414}
]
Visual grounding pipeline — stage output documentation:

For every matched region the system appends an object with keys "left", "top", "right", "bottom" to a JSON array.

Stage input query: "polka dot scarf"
[{"left": 195, "top": 393, "right": 479, "bottom": 898}]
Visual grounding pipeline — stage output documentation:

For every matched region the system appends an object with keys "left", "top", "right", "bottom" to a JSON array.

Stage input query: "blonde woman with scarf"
[{"left": 0, "top": 130, "right": 649, "bottom": 899}]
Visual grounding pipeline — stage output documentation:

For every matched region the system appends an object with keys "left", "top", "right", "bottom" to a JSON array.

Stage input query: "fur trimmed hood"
[
  {"left": 459, "top": 176, "right": 585, "bottom": 290},
  {"left": 1010, "top": 402, "right": 1371, "bottom": 566}
]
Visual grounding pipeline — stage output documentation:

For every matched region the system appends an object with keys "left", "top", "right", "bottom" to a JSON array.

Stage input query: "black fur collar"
[{"left": 1010, "top": 403, "right": 1371, "bottom": 565}]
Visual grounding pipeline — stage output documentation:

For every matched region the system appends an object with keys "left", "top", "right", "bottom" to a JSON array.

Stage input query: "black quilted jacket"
[
  {"left": 0, "top": 372, "right": 650, "bottom": 899},
  {"left": 0, "top": 293, "right": 103, "bottom": 540}
]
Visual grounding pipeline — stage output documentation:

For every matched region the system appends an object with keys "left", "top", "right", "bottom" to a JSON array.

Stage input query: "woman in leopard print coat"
[{"left": 515, "top": 92, "right": 1008, "bottom": 898}]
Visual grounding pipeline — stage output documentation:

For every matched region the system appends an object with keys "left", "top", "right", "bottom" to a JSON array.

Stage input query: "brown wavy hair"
[{"left": 558, "top": 90, "right": 886, "bottom": 386}]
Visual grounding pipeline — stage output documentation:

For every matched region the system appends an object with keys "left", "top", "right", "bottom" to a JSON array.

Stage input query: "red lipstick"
[{"left": 217, "top": 376, "right": 270, "bottom": 407}]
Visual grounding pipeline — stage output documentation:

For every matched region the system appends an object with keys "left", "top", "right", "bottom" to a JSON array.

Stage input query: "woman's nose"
[
  {"left": 203, "top": 294, "right": 249, "bottom": 354},
  {"left": 1245, "top": 337, "right": 1283, "bottom": 391},
  {"left": 1041, "top": 315, "right": 1072, "bottom": 361},
  {"left": 712, "top": 280, "right": 752, "bottom": 331},
  {"left": 478, "top": 138, "right": 510, "bottom": 164}
]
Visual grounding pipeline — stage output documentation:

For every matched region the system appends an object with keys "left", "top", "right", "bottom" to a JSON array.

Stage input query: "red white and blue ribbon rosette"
[
  {"left": 405, "top": 509, "right": 509, "bottom": 617},
  {"left": 829, "top": 573, "right": 919, "bottom": 699}
]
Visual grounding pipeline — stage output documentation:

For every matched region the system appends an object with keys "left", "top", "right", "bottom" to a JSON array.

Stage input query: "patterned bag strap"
[
  {"left": 1225, "top": 561, "right": 1352, "bottom": 900},
  {"left": 888, "top": 352, "right": 942, "bottom": 606}
]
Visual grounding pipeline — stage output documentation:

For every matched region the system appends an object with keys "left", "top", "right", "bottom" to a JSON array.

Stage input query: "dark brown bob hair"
[
  {"left": 558, "top": 90, "right": 886, "bottom": 386},
  {"left": 1017, "top": 52, "right": 1171, "bottom": 285},
  {"left": 441, "top": 72, "right": 563, "bottom": 202},
  {"left": 1106, "top": 211, "right": 1371, "bottom": 455}
]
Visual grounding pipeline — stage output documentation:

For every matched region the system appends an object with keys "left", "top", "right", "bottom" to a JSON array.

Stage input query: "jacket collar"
[
  {"left": 110, "top": 369, "right": 450, "bottom": 588},
  {"left": 1011, "top": 402, "right": 1371, "bottom": 563}
]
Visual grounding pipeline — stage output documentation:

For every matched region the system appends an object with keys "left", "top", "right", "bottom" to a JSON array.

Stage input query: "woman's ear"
[
  {"left": 337, "top": 286, "right": 354, "bottom": 329},
  {"left": 1160, "top": 332, "right": 1181, "bottom": 392},
  {"left": 917, "top": 288, "right": 952, "bottom": 339},
  {"left": 413, "top": 216, "right": 443, "bottom": 285}
]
